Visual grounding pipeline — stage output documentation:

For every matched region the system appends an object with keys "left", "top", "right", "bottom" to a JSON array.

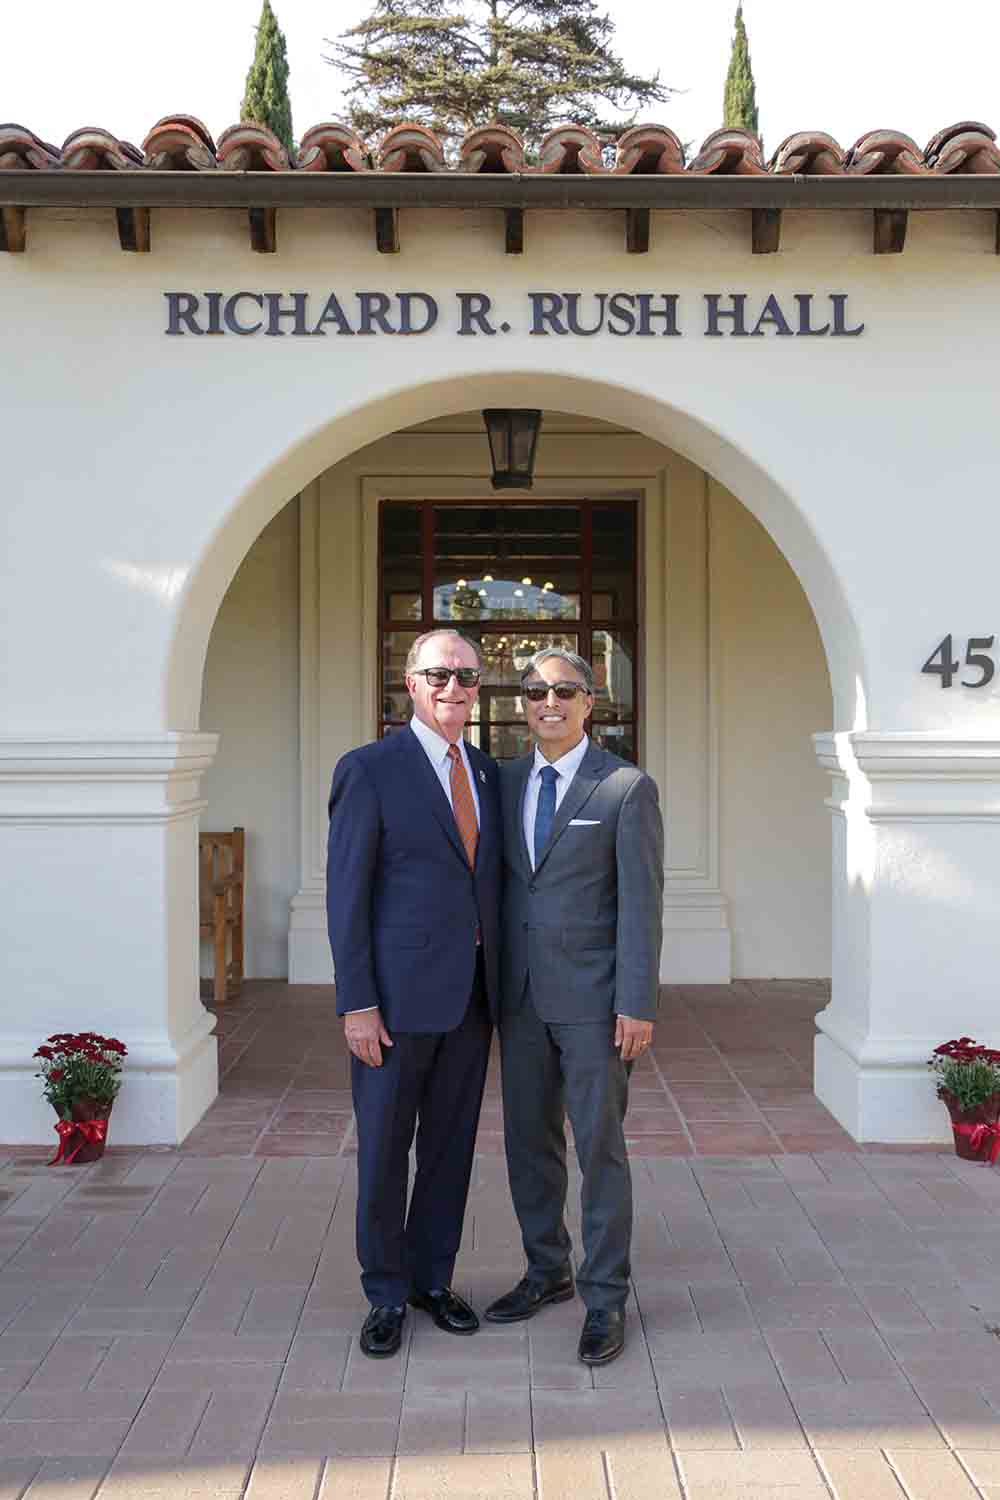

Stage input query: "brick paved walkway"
[
  {"left": 2, "top": 982, "right": 995, "bottom": 1498},
  {"left": 186, "top": 978, "right": 857, "bottom": 1157}
]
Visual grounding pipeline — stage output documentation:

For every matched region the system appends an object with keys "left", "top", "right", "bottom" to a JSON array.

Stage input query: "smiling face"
[
  {"left": 522, "top": 655, "right": 593, "bottom": 763},
  {"left": 405, "top": 632, "right": 481, "bottom": 745}
]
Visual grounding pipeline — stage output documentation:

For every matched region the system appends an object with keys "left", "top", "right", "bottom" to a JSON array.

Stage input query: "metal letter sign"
[
  {"left": 921, "top": 636, "right": 997, "bottom": 689},
  {"left": 163, "top": 290, "right": 865, "bottom": 338}
]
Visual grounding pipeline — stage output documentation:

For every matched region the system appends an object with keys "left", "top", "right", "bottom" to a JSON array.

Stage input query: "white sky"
[{"left": 3, "top": 0, "right": 996, "bottom": 159}]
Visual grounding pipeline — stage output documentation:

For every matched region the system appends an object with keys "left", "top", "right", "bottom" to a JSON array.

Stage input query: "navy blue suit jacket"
[{"left": 326, "top": 725, "right": 501, "bottom": 1031}]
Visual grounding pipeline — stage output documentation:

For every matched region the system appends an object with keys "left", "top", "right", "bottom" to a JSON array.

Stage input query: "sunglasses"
[
  {"left": 411, "top": 667, "right": 482, "bottom": 688},
  {"left": 523, "top": 681, "right": 591, "bottom": 702}
]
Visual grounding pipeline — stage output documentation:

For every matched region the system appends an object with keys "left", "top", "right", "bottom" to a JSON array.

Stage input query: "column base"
[
  {"left": 292, "top": 887, "right": 732, "bottom": 987},
  {"left": 0, "top": 1012, "right": 218, "bottom": 1147},
  {"left": 288, "top": 888, "right": 334, "bottom": 983},
  {"left": 661, "top": 894, "right": 731, "bottom": 983},
  {"left": 814, "top": 1025, "right": 950, "bottom": 1144}
]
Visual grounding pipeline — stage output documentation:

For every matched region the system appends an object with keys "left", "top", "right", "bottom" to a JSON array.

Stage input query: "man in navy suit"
[{"left": 326, "top": 628, "right": 501, "bottom": 1358}]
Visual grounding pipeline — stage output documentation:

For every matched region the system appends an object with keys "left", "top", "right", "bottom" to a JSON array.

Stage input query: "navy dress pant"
[{"left": 352, "top": 957, "right": 491, "bottom": 1307}]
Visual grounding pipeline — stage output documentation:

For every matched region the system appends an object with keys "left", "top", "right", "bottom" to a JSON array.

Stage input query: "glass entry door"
[{"left": 380, "top": 498, "right": 638, "bottom": 762}]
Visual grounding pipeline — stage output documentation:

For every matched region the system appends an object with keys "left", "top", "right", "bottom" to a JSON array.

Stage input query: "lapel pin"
[{"left": 479, "top": 769, "right": 486, "bottom": 784}]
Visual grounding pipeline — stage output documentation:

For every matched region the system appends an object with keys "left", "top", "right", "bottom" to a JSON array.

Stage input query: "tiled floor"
[
  {"left": 0, "top": 1136, "right": 997, "bottom": 1497},
  {"left": 3, "top": 981, "right": 988, "bottom": 1500},
  {"left": 184, "top": 978, "right": 861, "bottom": 1158}
]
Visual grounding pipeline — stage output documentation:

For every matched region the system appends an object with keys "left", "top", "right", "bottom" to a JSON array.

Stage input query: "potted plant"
[
  {"left": 34, "top": 1032, "right": 128, "bottom": 1164},
  {"left": 928, "top": 1036, "right": 1000, "bottom": 1162}
]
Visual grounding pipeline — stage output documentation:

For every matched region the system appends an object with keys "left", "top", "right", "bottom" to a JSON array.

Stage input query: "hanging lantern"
[{"left": 482, "top": 409, "right": 543, "bottom": 490}]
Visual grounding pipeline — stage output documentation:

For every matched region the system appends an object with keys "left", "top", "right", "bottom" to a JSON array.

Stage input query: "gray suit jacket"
[{"left": 500, "top": 741, "right": 664, "bottom": 1024}]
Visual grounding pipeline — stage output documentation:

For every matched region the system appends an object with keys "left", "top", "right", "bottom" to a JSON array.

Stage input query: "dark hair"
[{"left": 520, "top": 646, "right": 594, "bottom": 693}]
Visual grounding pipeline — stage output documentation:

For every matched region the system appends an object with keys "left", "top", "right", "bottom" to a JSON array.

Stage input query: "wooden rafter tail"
[
  {"left": 375, "top": 206, "right": 399, "bottom": 253},
  {"left": 626, "top": 206, "right": 650, "bottom": 254},
  {"left": 873, "top": 207, "right": 907, "bottom": 254},
  {"left": 248, "top": 206, "right": 276, "bottom": 253},
  {"left": 751, "top": 207, "right": 781, "bottom": 254},
  {"left": 116, "top": 206, "right": 150, "bottom": 252},
  {"left": 505, "top": 206, "right": 524, "bottom": 254},
  {"left": 0, "top": 206, "right": 26, "bottom": 253}
]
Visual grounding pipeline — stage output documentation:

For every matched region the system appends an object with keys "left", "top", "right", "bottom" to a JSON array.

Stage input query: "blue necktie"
[{"left": 533, "top": 766, "right": 559, "bottom": 869}]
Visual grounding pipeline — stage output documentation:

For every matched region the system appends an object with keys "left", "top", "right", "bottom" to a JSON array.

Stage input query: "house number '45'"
[{"left": 922, "top": 635, "right": 996, "bottom": 689}]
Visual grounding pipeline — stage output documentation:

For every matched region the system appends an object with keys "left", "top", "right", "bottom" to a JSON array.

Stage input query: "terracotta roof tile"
[
  {"left": 296, "top": 122, "right": 370, "bottom": 172},
  {"left": 143, "top": 115, "right": 217, "bottom": 171},
  {"left": 925, "top": 120, "right": 1000, "bottom": 173},
  {"left": 60, "top": 127, "right": 144, "bottom": 170},
  {"left": 612, "top": 123, "right": 685, "bottom": 175},
  {"left": 216, "top": 122, "right": 290, "bottom": 172},
  {"left": 0, "top": 123, "right": 60, "bottom": 169},
  {"left": 769, "top": 131, "right": 845, "bottom": 175},
  {"left": 459, "top": 124, "right": 525, "bottom": 174},
  {"left": 3, "top": 117, "right": 1000, "bottom": 178},
  {"left": 378, "top": 123, "right": 446, "bottom": 172},
  {"left": 689, "top": 127, "right": 766, "bottom": 176},
  {"left": 5, "top": 117, "right": 1000, "bottom": 177},
  {"left": 537, "top": 125, "right": 605, "bottom": 174},
  {"left": 844, "top": 129, "right": 926, "bottom": 175}
]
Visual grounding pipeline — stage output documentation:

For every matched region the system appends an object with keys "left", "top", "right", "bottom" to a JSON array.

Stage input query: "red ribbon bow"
[
  {"left": 952, "top": 1120, "right": 1000, "bottom": 1164},
  {"left": 48, "top": 1117, "right": 108, "bottom": 1166}
]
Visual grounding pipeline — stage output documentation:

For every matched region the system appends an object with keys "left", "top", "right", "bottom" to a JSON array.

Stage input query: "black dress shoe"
[
  {"left": 360, "top": 1304, "right": 406, "bottom": 1358},
  {"left": 578, "top": 1308, "right": 625, "bottom": 1365},
  {"left": 408, "top": 1286, "right": 479, "bottom": 1335},
  {"left": 484, "top": 1271, "right": 575, "bottom": 1323}
]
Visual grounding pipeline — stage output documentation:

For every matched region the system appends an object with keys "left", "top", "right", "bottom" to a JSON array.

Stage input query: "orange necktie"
[{"left": 447, "top": 744, "right": 479, "bottom": 868}]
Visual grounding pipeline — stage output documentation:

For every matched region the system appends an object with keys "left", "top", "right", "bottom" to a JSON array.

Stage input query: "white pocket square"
[{"left": 569, "top": 818, "right": 601, "bottom": 826}]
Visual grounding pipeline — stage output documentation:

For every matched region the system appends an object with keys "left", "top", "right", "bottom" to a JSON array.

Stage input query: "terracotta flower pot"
[
  {"left": 940, "top": 1089, "right": 1000, "bottom": 1161},
  {"left": 49, "top": 1097, "right": 113, "bottom": 1165}
]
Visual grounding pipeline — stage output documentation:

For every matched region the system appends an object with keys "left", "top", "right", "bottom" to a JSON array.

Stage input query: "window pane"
[
  {"left": 590, "top": 723, "right": 636, "bottom": 762},
  {"left": 433, "top": 505, "right": 581, "bottom": 621},
  {"left": 591, "top": 630, "right": 634, "bottom": 721},
  {"left": 488, "top": 722, "right": 533, "bottom": 760},
  {"left": 382, "top": 504, "right": 422, "bottom": 619},
  {"left": 382, "top": 631, "right": 420, "bottom": 713},
  {"left": 591, "top": 505, "right": 635, "bottom": 620},
  {"left": 382, "top": 689, "right": 412, "bottom": 721},
  {"left": 479, "top": 630, "right": 579, "bottom": 687}
]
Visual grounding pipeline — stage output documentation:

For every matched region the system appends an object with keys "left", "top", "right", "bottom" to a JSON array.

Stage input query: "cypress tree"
[
  {"left": 242, "top": 0, "right": 294, "bottom": 153},
  {"left": 326, "top": 0, "right": 672, "bottom": 155},
  {"left": 723, "top": 3, "right": 759, "bottom": 136}
]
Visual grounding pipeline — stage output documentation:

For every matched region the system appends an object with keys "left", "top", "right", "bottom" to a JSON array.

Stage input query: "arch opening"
[{"left": 167, "top": 372, "right": 867, "bottom": 735}]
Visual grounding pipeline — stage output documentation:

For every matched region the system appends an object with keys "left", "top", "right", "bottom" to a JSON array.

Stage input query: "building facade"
[{"left": 3, "top": 119, "right": 1000, "bottom": 1147}]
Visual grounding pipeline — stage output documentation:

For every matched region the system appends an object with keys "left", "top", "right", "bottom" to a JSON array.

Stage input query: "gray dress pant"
[{"left": 499, "top": 983, "right": 632, "bottom": 1311}]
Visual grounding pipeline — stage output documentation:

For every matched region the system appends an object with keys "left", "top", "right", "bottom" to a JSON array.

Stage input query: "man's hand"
[
  {"left": 344, "top": 1008, "right": 394, "bottom": 1068},
  {"left": 615, "top": 1014, "right": 654, "bottom": 1063}
]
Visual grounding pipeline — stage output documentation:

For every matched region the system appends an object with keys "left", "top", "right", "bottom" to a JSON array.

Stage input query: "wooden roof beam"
[{"left": 0, "top": 205, "right": 25, "bottom": 252}]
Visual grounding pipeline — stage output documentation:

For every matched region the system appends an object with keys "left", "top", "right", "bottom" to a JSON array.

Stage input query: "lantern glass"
[{"left": 483, "top": 409, "right": 542, "bottom": 490}]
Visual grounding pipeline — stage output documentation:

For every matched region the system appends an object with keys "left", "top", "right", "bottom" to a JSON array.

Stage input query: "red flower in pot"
[
  {"left": 928, "top": 1038, "right": 1000, "bottom": 1162},
  {"left": 33, "top": 1032, "right": 127, "bottom": 1165}
]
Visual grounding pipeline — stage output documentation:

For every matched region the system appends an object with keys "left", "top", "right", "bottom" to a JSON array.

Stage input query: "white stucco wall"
[
  {"left": 714, "top": 483, "right": 832, "bottom": 977},
  {"left": 199, "top": 500, "right": 300, "bottom": 979},
  {"left": 4, "top": 200, "right": 1000, "bottom": 1142}
]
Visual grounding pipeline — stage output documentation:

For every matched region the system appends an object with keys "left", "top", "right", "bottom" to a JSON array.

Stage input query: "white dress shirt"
[
  {"left": 523, "top": 734, "right": 590, "bottom": 870},
  {"left": 409, "top": 716, "right": 481, "bottom": 826}
]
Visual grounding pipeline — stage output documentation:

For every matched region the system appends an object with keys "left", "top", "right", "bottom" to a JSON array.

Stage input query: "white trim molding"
[{"left": 289, "top": 456, "right": 731, "bottom": 984}]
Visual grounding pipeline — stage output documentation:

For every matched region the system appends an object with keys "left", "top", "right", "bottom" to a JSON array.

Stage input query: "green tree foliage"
[
  {"left": 242, "top": 0, "right": 294, "bottom": 152},
  {"left": 326, "top": 0, "right": 672, "bottom": 153},
  {"left": 723, "top": 3, "right": 759, "bottom": 136}
]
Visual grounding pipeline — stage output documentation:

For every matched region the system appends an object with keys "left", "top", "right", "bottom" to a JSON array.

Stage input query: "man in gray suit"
[{"left": 485, "top": 647, "right": 663, "bottom": 1365}]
